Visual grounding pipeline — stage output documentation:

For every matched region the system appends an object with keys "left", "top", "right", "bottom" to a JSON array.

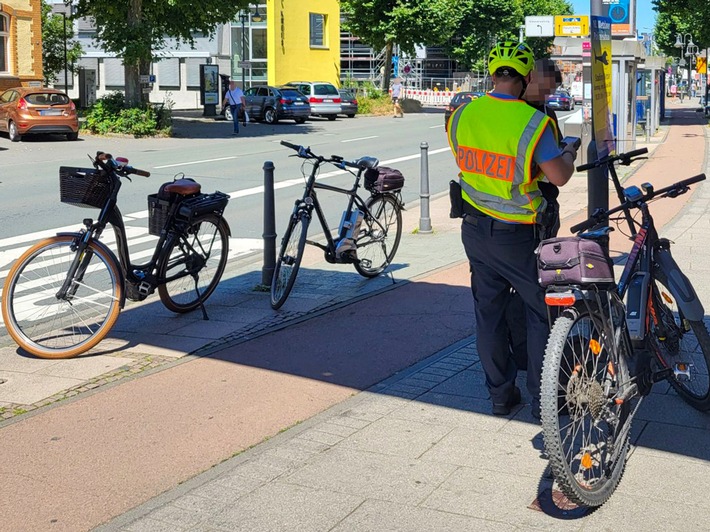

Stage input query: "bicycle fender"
[
  {"left": 56, "top": 232, "right": 126, "bottom": 309},
  {"left": 655, "top": 248, "right": 704, "bottom": 321}
]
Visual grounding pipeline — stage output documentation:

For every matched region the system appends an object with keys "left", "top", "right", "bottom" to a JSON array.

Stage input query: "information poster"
[
  {"left": 590, "top": 15, "right": 615, "bottom": 159},
  {"left": 200, "top": 64, "right": 219, "bottom": 105}
]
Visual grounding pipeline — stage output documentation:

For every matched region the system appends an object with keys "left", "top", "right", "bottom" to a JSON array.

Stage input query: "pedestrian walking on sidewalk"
[
  {"left": 391, "top": 78, "right": 404, "bottom": 118},
  {"left": 447, "top": 41, "right": 578, "bottom": 419},
  {"left": 223, "top": 80, "right": 246, "bottom": 135}
]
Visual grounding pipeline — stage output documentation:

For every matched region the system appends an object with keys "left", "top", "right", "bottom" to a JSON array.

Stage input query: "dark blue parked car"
[{"left": 226, "top": 85, "right": 311, "bottom": 124}]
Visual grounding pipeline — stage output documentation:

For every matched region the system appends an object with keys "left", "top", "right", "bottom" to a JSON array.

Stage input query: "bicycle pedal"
[
  {"left": 673, "top": 362, "right": 693, "bottom": 382},
  {"left": 138, "top": 281, "right": 154, "bottom": 297}
]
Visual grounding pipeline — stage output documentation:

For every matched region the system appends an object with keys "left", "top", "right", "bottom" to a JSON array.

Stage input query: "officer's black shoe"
[{"left": 492, "top": 386, "right": 521, "bottom": 416}]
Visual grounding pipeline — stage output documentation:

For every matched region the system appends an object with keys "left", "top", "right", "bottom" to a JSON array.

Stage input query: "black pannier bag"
[
  {"left": 364, "top": 166, "right": 405, "bottom": 193},
  {"left": 537, "top": 236, "right": 615, "bottom": 287}
]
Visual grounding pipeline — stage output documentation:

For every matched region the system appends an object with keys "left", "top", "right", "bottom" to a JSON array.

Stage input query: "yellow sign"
[
  {"left": 590, "top": 16, "right": 615, "bottom": 159},
  {"left": 555, "top": 15, "right": 589, "bottom": 37},
  {"left": 697, "top": 57, "right": 707, "bottom": 75}
]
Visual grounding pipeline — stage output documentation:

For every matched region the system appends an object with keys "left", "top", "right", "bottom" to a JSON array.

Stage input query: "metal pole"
[
  {"left": 419, "top": 141, "right": 432, "bottom": 234},
  {"left": 63, "top": 14, "right": 68, "bottom": 94},
  {"left": 645, "top": 107, "right": 650, "bottom": 143},
  {"left": 262, "top": 161, "right": 276, "bottom": 287},
  {"left": 241, "top": 14, "right": 246, "bottom": 90},
  {"left": 587, "top": 138, "right": 608, "bottom": 253}
]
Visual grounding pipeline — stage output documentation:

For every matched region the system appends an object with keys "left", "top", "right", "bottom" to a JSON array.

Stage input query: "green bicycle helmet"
[{"left": 488, "top": 41, "right": 535, "bottom": 76}]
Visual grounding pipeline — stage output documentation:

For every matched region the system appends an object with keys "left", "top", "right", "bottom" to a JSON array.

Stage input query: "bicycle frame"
[{"left": 294, "top": 160, "right": 393, "bottom": 263}]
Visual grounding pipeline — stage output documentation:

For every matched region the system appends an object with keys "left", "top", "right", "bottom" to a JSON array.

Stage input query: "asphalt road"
[{"left": 0, "top": 108, "right": 576, "bottom": 277}]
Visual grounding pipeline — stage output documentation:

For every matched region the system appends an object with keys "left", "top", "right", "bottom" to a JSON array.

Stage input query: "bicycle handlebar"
[
  {"left": 94, "top": 151, "right": 150, "bottom": 178},
  {"left": 279, "top": 140, "right": 362, "bottom": 170},
  {"left": 569, "top": 172, "right": 707, "bottom": 234},
  {"left": 576, "top": 147, "right": 649, "bottom": 172}
]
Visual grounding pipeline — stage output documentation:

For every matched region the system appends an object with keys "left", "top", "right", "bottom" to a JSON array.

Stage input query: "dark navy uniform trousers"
[{"left": 461, "top": 211, "right": 549, "bottom": 410}]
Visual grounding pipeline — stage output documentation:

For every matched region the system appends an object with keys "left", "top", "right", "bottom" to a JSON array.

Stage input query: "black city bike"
[
  {"left": 2, "top": 152, "right": 231, "bottom": 359},
  {"left": 539, "top": 147, "right": 709, "bottom": 507},
  {"left": 271, "top": 141, "right": 404, "bottom": 309}
]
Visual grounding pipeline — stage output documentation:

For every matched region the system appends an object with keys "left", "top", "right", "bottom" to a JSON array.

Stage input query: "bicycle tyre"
[
  {"left": 648, "top": 274, "right": 710, "bottom": 411},
  {"left": 354, "top": 194, "right": 402, "bottom": 278},
  {"left": 157, "top": 214, "right": 229, "bottom": 313},
  {"left": 541, "top": 303, "right": 633, "bottom": 507},
  {"left": 271, "top": 211, "right": 309, "bottom": 309},
  {"left": 1, "top": 235, "right": 123, "bottom": 359}
]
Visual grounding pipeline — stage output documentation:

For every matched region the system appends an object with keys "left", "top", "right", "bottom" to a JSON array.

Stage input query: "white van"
[{"left": 570, "top": 82, "right": 584, "bottom": 105}]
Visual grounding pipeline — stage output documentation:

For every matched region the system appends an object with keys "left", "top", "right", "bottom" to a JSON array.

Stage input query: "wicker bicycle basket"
[{"left": 59, "top": 167, "right": 111, "bottom": 209}]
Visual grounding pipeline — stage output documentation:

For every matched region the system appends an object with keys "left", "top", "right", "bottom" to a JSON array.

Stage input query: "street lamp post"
[
  {"left": 61, "top": 2, "right": 76, "bottom": 94},
  {"left": 239, "top": 11, "right": 247, "bottom": 90},
  {"left": 675, "top": 33, "right": 698, "bottom": 99}
]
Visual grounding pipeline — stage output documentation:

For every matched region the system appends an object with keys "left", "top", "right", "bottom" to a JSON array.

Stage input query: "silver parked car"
[{"left": 285, "top": 81, "right": 341, "bottom": 120}]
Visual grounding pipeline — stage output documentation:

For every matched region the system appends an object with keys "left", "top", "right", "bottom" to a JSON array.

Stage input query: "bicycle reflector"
[{"left": 545, "top": 291, "right": 576, "bottom": 306}]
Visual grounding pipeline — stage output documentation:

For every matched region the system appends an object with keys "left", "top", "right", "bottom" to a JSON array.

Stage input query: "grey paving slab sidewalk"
[{"left": 97, "top": 107, "right": 710, "bottom": 530}]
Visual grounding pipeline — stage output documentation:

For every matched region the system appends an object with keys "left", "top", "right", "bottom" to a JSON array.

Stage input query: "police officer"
[{"left": 447, "top": 42, "right": 578, "bottom": 419}]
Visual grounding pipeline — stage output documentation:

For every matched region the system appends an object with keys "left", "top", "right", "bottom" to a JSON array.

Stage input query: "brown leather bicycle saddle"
[{"left": 163, "top": 179, "right": 201, "bottom": 196}]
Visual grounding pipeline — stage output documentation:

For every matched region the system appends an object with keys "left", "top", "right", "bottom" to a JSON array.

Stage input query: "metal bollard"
[
  {"left": 262, "top": 161, "right": 276, "bottom": 287},
  {"left": 419, "top": 141, "right": 432, "bottom": 233},
  {"left": 645, "top": 107, "right": 651, "bottom": 143}
]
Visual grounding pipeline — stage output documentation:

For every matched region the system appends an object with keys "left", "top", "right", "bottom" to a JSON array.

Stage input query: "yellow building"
[
  {"left": 229, "top": 1, "right": 341, "bottom": 88},
  {"left": 0, "top": 0, "right": 43, "bottom": 91}
]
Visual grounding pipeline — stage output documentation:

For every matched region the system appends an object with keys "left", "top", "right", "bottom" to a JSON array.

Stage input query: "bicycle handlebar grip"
[
  {"left": 576, "top": 161, "right": 597, "bottom": 172},
  {"left": 625, "top": 147, "right": 649, "bottom": 159},
  {"left": 280, "top": 140, "right": 300, "bottom": 151},
  {"left": 679, "top": 173, "right": 706, "bottom": 187},
  {"left": 131, "top": 168, "right": 151, "bottom": 177},
  {"left": 570, "top": 217, "right": 599, "bottom": 234}
]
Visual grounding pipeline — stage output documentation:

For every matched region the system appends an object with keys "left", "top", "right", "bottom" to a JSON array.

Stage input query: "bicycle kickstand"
[{"left": 194, "top": 278, "right": 209, "bottom": 321}]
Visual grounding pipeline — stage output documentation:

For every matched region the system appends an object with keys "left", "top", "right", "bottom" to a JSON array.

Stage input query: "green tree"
[
  {"left": 41, "top": 1, "right": 83, "bottom": 86},
  {"left": 653, "top": 0, "right": 708, "bottom": 54},
  {"left": 340, "top": 0, "right": 464, "bottom": 92},
  {"left": 448, "top": 0, "right": 572, "bottom": 71},
  {"left": 73, "top": 0, "right": 251, "bottom": 105}
]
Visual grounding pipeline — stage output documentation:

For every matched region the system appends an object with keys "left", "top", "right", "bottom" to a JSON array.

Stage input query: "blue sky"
[{"left": 570, "top": 0, "right": 657, "bottom": 34}]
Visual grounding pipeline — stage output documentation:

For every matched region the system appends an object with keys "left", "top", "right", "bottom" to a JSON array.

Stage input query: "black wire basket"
[
  {"left": 147, "top": 194, "right": 172, "bottom": 236},
  {"left": 59, "top": 167, "right": 111, "bottom": 209}
]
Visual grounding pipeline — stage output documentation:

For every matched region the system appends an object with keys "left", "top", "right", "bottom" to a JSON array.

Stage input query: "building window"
[
  {"left": 309, "top": 13, "right": 327, "bottom": 48},
  {"left": 0, "top": 14, "right": 9, "bottom": 73}
]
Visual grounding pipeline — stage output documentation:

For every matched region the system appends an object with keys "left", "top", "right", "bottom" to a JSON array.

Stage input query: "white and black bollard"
[{"left": 419, "top": 141, "right": 432, "bottom": 234}]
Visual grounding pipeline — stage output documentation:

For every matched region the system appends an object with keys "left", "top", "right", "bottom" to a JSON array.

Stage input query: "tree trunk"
[
  {"left": 382, "top": 40, "right": 394, "bottom": 95},
  {"left": 124, "top": 0, "right": 149, "bottom": 107}
]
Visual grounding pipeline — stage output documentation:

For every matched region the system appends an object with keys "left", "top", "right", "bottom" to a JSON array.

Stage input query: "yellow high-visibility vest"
[{"left": 447, "top": 95, "right": 553, "bottom": 224}]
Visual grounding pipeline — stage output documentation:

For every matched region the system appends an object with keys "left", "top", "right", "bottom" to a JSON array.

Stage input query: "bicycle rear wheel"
[
  {"left": 541, "top": 302, "right": 633, "bottom": 507},
  {"left": 157, "top": 214, "right": 229, "bottom": 313},
  {"left": 354, "top": 194, "right": 402, "bottom": 278},
  {"left": 271, "top": 210, "right": 309, "bottom": 309},
  {"left": 649, "top": 275, "right": 710, "bottom": 410},
  {"left": 1, "top": 235, "right": 123, "bottom": 359}
]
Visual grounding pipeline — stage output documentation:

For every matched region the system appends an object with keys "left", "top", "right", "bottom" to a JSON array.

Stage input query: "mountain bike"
[
  {"left": 539, "top": 147, "right": 709, "bottom": 507},
  {"left": 1, "top": 152, "right": 231, "bottom": 359},
  {"left": 271, "top": 140, "right": 404, "bottom": 310}
]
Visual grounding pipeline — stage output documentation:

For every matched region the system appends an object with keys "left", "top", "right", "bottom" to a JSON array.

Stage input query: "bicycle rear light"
[{"left": 544, "top": 292, "right": 576, "bottom": 306}]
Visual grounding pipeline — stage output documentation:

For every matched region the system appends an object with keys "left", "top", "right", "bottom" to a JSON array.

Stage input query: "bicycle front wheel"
[
  {"left": 354, "top": 194, "right": 402, "bottom": 278},
  {"left": 541, "top": 303, "right": 633, "bottom": 507},
  {"left": 157, "top": 215, "right": 229, "bottom": 313},
  {"left": 1, "top": 235, "right": 123, "bottom": 359},
  {"left": 271, "top": 211, "right": 309, "bottom": 309},
  {"left": 649, "top": 275, "right": 710, "bottom": 410}
]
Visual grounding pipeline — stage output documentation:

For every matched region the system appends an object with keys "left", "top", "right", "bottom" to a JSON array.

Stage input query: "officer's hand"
[{"left": 561, "top": 143, "right": 578, "bottom": 161}]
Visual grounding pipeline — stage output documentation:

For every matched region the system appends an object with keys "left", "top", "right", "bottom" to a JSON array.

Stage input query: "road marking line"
[
  {"left": 429, "top": 124, "right": 445, "bottom": 129},
  {"left": 341, "top": 135, "right": 379, "bottom": 143},
  {"left": 0, "top": 147, "right": 451, "bottom": 249},
  {"left": 154, "top": 156, "right": 238, "bottom": 169}
]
